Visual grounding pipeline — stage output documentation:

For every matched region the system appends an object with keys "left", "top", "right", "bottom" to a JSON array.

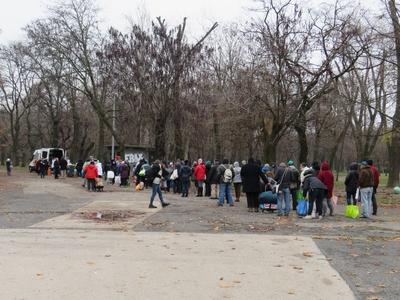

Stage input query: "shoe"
[
  {"left": 318, "top": 215, "right": 323, "bottom": 220},
  {"left": 248, "top": 208, "right": 252, "bottom": 212},
  {"left": 284, "top": 213, "right": 289, "bottom": 217},
  {"left": 360, "top": 215, "right": 368, "bottom": 219},
  {"left": 329, "top": 213, "right": 334, "bottom": 216},
  {"left": 229, "top": 204, "right": 234, "bottom": 207},
  {"left": 254, "top": 208, "right": 259, "bottom": 212},
  {"left": 218, "top": 203, "right": 223, "bottom": 207},
  {"left": 235, "top": 199, "right": 240, "bottom": 202},
  {"left": 148, "top": 205, "right": 157, "bottom": 209},
  {"left": 303, "top": 215, "right": 312, "bottom": 219},
  {"left": 277, "top": 213, "right": 283, "bottom": 217},
  {"left": 162, "top": 203, "right": 170, "bottom": 208}
]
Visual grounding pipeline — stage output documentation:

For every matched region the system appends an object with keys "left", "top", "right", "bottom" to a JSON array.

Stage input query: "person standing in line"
[
  {"left": 367, "top": 160, "right": 380, "bottom": 216},
  {"left": 179, "top": 160, "right": 192, "bottom": 197},
  {"left": 39, "top": 159, "right": 48, "bottom": 179},
  {"left": 241, "top": 158, "right": 267, "bottom": 212},
  {"left": 204, "top": 161, "right": 212, "bottom": 197},
  {"left": 59, "top": 157, "right": 68, "bottom": 179},
  {"left": 318, "top": 161, "right": 335, "bottom": 216},
  {"left": 6, "top": 158, "right": 12, "bottom": 176},
  {"left": 233, "top": 161, "right": 242, "bottom": 202},
  {"left": 345, "top": 163, "right": 359, "bottom": 205},
  {"left": 148, "top": 160, "right": 170, "bottom": 208},
  {"left": 274, "top": 162, "right": 292, "bottom": 216},
  {"left": 53, "top": 158, "right": 60, "bottom": 179},
  {"left": 302, "top": 169, "right": 327, "bottom": 219},
  {"left": 358, "top": 162, "right": 374, "bottom": 218},
  {"left": 217, "top": 159, "right": 234, "bottom": 207},
  {"left": 208, "top": 160, "right": 220, "bottom": 199},
  {"left": 311, "top": 161, "right": 320, "bottom": 177},
  {"left": 119, "top": 161, "right": 130, "bottom": 187},
  {"left": 76, "top": 159, "right": 84, "bottom": 177},
  {"left": 85, "top": 161, "right": 98, "bottom": 192},
  {"left": 288, "top": 160, "right": 300, "bottom": 210},
  {"left": 299, "top": 163, "right": 310, "bottom": 186},
  {"left": 194, "top": 158, "right": 206, "bottom": 197}
]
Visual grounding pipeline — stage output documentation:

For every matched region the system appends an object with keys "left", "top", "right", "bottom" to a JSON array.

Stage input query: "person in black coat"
[
  {"left": 302, "top": 169, "right": 327, "bottom": 219},
  {"left": 205, "top": 160, "right": 212, "bottom": 197},
  {"left": 179, "top": 160, "right": 192, "bottom": 197},
  {"left": 345, "top": 162, "right": 359, "bottom": 205},
  {"left": 240, "top": 158, "right": 267, "bottom": 212},
  {"left": 53, "top": 158, "right": 60, "bottom": 179}
]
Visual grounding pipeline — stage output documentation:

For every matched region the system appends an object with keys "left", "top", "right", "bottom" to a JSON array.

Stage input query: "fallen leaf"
[
  {"left": 303, "top": 252, "right": 314, "bottom": 257},
  {"left": 36, "top": 273, "right": 43, "bottom": 277},
  {"left": 233, "top": 280, "right": 241, "bottom": 284},
  {"left": 274, "top": 264, "right": 283, "bottom": 268},
  {"left": 219, "top": 282, "right": 234, "bottom": 288},
  {"left": 87, "top": 262, "right": 95, "bottom": 266},
  {"left": 377, "top": 284, "right": 386, "bottom": 288}
]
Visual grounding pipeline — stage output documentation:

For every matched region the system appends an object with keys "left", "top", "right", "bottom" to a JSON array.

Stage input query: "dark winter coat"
[
  {"left": 76, "top": 160, "right": 84, "bottom": 172},
  {"left": 274, "top": 167, "right": 292, "bottom": 190},
  {"left": 302, "top": 173, "right": 328, "bottom": 198},
  {"left": 205, "top": 163, "right": 212, "bottom": 184},
  {"left": 318, "top": 161, "right": 334, "bottom": 198},
  {"left": 60, "top": 158, "right": 68, "bottom": 170},
  {"left": 359, "top": 166, "right": 374, "bottom": 188},
  {"left": 241, "top": 163, "right": 267, "bottom": 193},
  {"left": 179, "top": 165, "right": 192, "bottom": 182},
  {"left": 289, "top": 166, "right": 300, "bottom": 190},
  {"left": 120, "top": 164, "right": 130, "bottom": 179},
  {"left": 208, "top": 165, "right": 220, "bottom": 184},
  {"left": 345, "top": 163, "right": 359, "bottom": 193}
]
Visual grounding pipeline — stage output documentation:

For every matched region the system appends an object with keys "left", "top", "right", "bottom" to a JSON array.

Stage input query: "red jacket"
[
  {"left": 318, "top": 161, "right": 334, "bottom": 198},
  {"left": 194, "top": 164, "right": 206, "bottom": 181},
  {"left": 370, "top": 165, "right": 380, "bottom": 188},
  {"left": 85, "top": 164, "right": 98, "bottom": 179}
]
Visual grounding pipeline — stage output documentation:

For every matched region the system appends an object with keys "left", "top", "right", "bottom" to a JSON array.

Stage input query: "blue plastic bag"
[{"left": 296, "top": 199, "right": 309, "bottom": 217}]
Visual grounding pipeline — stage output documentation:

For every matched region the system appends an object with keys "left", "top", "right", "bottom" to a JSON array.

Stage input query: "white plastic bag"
[
  {"left": 107, "top": 170, "right": 115, "bottom": 179},
  {"left": 114, "top": 175, "right": 121, "bottom": 185}
]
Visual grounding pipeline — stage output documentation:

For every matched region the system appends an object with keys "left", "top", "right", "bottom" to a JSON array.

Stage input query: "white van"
[{"left": 29, "top": 148, "right": 65, "bottom": 172}]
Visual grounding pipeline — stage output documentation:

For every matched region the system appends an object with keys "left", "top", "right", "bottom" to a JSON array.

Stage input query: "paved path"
[
  {"left": 0, "top": 229, "right": 355, "bottom": 300},
  {"left": 1, "top": 170, "right": 400, "bottom": 299}
]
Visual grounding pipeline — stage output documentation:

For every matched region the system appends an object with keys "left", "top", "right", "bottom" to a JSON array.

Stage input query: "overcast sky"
[{"left": 0, "top": 0, "right": 383, "bottom": 43}]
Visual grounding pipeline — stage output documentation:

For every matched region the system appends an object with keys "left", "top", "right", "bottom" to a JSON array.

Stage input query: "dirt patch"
[{"left": 72, "top": 210, "right": 146, "bottom": 223}]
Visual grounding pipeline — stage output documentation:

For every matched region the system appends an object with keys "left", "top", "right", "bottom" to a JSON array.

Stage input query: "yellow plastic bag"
[{"left": 345, "top": 205, "right": 359, "bottom": 219}]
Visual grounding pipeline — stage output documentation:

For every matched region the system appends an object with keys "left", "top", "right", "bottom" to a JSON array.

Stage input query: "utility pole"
[{"left": 111, "top": 97, "right": 116, "bottom": 160}]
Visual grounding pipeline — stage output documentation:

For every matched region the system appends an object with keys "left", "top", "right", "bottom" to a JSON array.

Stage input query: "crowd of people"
[
  {"left": 27, "top": 154, "right": 381, "bottom": 219},
  {"left": 133, "top": 158, "right": 380, "bottom": 219}
]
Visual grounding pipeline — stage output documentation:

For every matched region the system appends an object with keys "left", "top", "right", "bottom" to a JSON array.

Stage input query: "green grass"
[{"left": 334, "top": 172, "right": 389, "bottom": 190}]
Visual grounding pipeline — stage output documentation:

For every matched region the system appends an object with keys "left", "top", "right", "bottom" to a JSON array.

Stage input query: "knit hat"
[{"left": 288, "top": 160, "right": 294, "bottom": 166}]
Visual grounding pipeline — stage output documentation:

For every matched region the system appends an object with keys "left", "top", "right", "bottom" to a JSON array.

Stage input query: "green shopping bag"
[
  {"left": 295, "top": 190, "right": 303, "bottom": 200},
  {"left": 345, "top": 205, "right": 359, "bottom": 219}
]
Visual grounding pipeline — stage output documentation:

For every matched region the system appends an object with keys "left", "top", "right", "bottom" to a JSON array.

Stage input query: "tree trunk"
[
  {"left": 154, "top": 114, "right": 167, "bottom": 160},
  {"left": 212, "top": 109, "right": 221, "bottom": 160},
  {"left": 97, "top": 117, "right": 105, "bottom": 161},
  {"left": 262, "top": 118, "right": 281, "bottom": 163},
  {"left": 70, "top": 96, "right": 81, "bottom": 162},
  {"left": 388, "top": 0, "right": 400, "bottom": 187},
  {"left": 294, "top": 110, "right": 308, "bottom": 163}
]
